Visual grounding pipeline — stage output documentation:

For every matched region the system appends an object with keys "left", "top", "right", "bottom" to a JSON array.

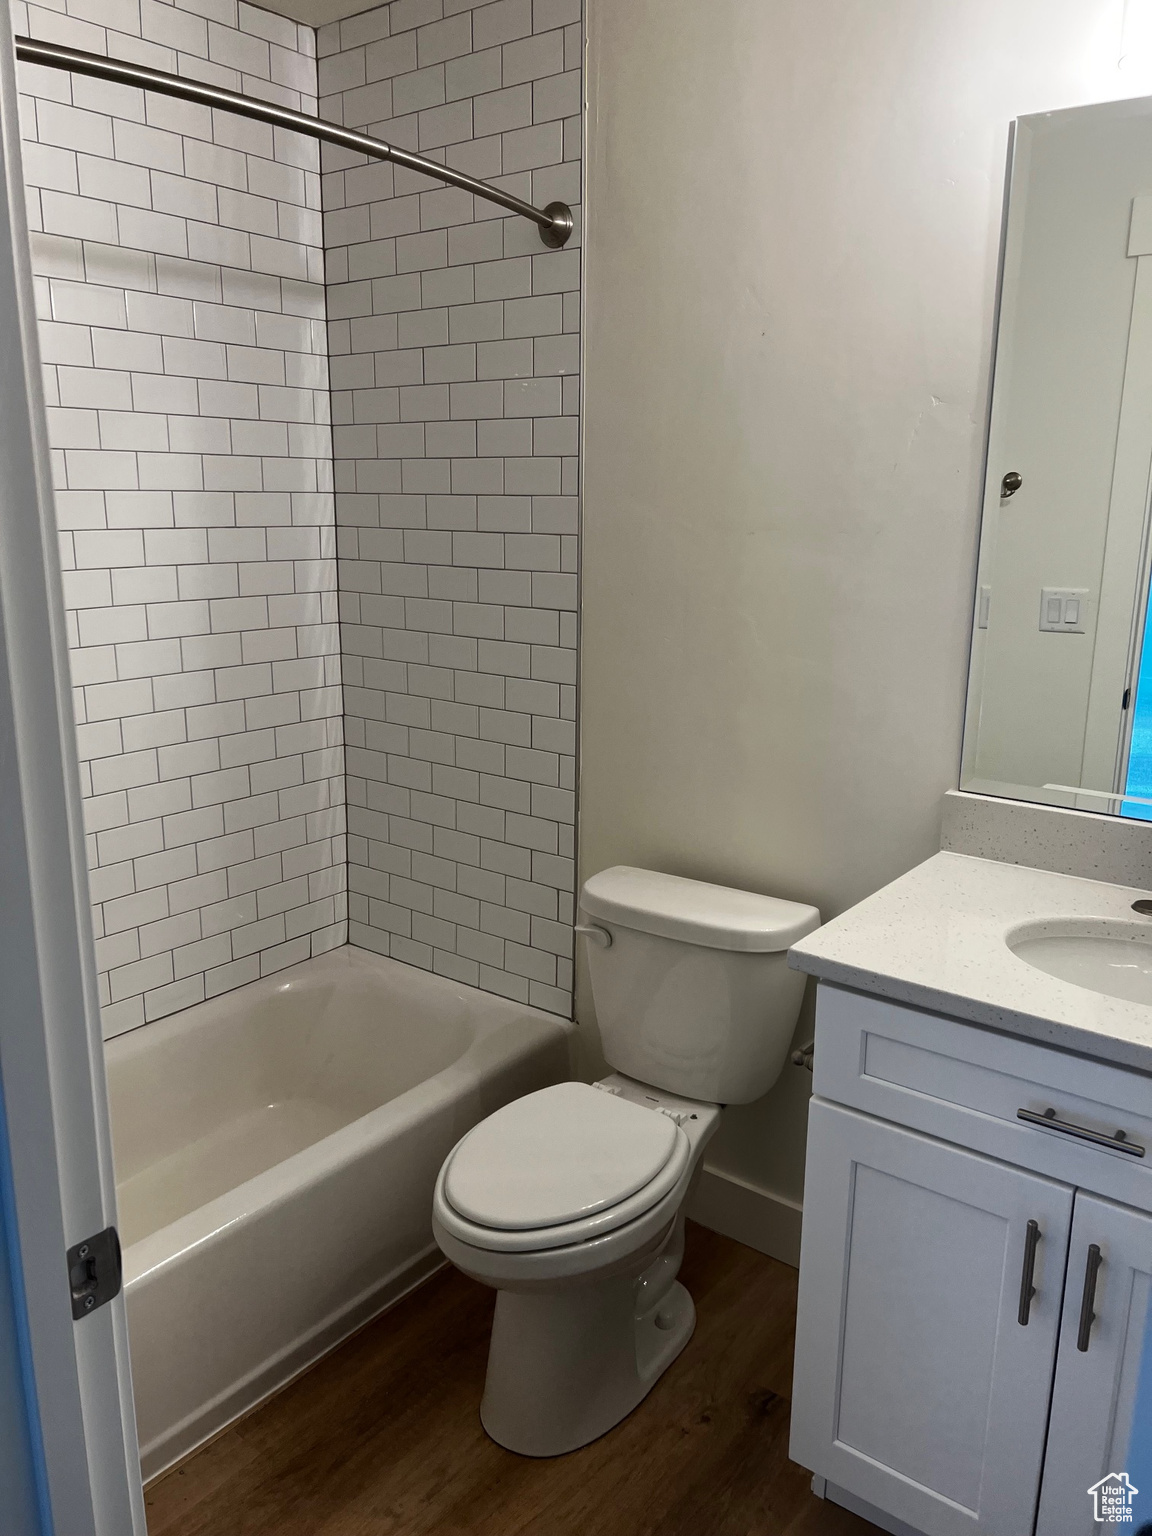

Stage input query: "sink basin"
[{"left": 1008, "top": 918, "right": 1152, "bottom": 1005}]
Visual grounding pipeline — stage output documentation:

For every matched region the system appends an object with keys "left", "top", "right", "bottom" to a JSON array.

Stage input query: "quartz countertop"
[{"left": 788, "top": 850, "right": 1152, "bottom": 1074}]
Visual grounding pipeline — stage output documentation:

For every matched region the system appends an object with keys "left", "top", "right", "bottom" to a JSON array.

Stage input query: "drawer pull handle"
[
  {"left": 1016, "top": 1107, "right": 1145, "bottom": 1158},
  {"left": 1077, "top": 1244, "right": 1103, "bottom": 1352},
  {"left": 1018, "top": 1219, "right": 1041, "bottom": 1326}
]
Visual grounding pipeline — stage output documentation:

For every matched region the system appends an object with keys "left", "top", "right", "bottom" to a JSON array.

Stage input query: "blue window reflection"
[{"left": 1124, "top": 587, "right": 1152, "bottom": 820}]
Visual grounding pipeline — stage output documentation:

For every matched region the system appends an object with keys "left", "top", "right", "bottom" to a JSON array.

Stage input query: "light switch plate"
[{"left": 1039, "top": 588, "right": 1088, "bottom": 633}]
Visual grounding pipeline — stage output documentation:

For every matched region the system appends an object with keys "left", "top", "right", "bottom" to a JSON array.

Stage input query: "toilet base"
[{"left": 480, "top": 1275, "right": 696, "bottom": 1458}]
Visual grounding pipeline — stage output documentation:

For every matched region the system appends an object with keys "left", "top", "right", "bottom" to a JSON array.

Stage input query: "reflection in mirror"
[{"left": 962, "top": 96, "right": 1152, "bottom": 820}]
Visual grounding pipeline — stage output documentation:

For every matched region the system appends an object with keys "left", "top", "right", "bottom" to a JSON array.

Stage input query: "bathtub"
[{"left": 105, "top": 945, "right": 573, "bottom": 1480}]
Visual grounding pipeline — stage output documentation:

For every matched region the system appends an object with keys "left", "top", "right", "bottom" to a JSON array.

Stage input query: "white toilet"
[{"left": 432, "top": 866, "right": 820, "bottom": 1457}]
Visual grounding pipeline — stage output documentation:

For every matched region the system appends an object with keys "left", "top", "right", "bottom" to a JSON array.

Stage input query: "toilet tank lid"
[{"left": 580, "top": 866, "right": 821, "bottom": 953}]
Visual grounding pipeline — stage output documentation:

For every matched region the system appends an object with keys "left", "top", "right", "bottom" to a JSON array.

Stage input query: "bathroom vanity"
[{"left": 788, "top": 851, "right": 1152, "bottom": 1536}]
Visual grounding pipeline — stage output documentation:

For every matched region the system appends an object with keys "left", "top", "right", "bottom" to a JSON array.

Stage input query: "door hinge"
[{"left": 67, "top": 1227, "right": 121, "bottom": 1320}]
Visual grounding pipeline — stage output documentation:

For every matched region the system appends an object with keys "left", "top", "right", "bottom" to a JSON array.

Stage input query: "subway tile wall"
[
  {"left": 318, "top": 0, "right": 581, "bottom": 1016},
  {"left": 16, "top": 0, "right": 346, "bottom": 1039}
]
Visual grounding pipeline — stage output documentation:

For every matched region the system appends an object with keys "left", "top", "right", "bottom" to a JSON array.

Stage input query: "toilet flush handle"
[{"left": 575, "top": 923, "right": 613, "bottom": 948}]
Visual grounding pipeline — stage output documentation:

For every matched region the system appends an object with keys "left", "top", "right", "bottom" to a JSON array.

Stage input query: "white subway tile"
[
  {"left": 76, "top": 605, "right": 147, "bottom": 649},
  {"left": 118, "top": 206, "right": 190, "bottom": 258},
  {"left": 112, "top": 118, "right": 186, "bottom": 175},
  {"left": 472, "top": 0, "right": 532, "bottom": 51},
  {"left": 29, "top": 0, "right": 576, "bottom": 1021},
  {"left": 76, "top": 155, "right": 153, "bottom": 210},
  {"left": 144, "top": 974, "right": 206, "bottom": 1021},
  {"left": 59, "top": 365, "right": 134, "bottom": 411},
  {"left": 40, "top": 188, "right": 119, "bottom": 243}
]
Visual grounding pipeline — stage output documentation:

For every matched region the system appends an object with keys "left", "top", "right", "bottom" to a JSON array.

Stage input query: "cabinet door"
[
  {"left": 790, "top": 1100, "right": 1074, "bottom": 1536},
  {"left": 1036, "top": 1193, "right": 1152, "bottom": 1536}
]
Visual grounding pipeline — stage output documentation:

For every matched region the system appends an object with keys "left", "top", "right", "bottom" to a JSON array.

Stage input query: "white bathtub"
[{"left": 105, "top": 945, "right": 573, "bottom": 1480}]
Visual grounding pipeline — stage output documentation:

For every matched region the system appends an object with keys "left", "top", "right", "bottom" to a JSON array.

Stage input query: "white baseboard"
[
  {"left": 826, "top": 1480, "right": 927, "bottom": 1536},
  {"left": 687, "top": 1165, "right": 803, "bottom": 1267}
]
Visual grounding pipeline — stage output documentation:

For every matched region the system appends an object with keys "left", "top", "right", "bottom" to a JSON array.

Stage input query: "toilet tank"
[{"left": 579, "top": 867, "right": 821, "bottom": 1105}]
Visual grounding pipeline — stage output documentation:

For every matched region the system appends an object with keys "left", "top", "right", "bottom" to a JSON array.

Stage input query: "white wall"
[
  {"left": 16, "top": 0, "right": 347, "bottom": 1038},
  {"left": 317, "top": 0, "right": 581, "bottom": 1014},
  {"left": 580, "top": 0, "right": 1136, "bottom": 1212}
]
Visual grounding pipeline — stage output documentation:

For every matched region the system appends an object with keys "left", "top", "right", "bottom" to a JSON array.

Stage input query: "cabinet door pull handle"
[
  {"left": 1076, "top": 1244, "right": 1103, "bottom": 1352},
  {"left": 1017, "top": 1106, "right": 1145, "bottom": 1157},
  {"left": 1018, "top": 1219, "right": 1041, "bottom": 1325}
]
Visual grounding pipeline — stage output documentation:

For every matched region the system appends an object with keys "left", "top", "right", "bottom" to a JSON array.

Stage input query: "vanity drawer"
[{"left": 813, "top": 984, "right": 1152, "bottom": 1204}]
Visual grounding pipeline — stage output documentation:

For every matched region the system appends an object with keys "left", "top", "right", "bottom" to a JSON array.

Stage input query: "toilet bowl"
[
  {"left": 432, "top": 866, "right": 821, "bottom": 1458},
  {"left": 433, "top": 1074, "right": 720, "bottom": 1456}
]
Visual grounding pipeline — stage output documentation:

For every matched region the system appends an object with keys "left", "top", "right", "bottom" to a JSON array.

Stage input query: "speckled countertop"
[{"left": 788, "top": 851, "right": 1152, "bottom": 1074}]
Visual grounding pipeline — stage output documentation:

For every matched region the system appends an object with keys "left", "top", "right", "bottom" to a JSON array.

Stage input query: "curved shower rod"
[{"left": 14, "top": 34, "right": 574, "bottom": 248}]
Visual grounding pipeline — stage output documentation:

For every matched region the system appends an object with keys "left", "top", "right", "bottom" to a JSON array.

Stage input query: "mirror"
[{"left": 962, "top": 96, "right": 1152, "bottom": 820}]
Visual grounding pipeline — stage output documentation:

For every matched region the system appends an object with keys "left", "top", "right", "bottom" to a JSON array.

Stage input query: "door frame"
[
  {"left": 0, "top": 13, "right": 144, "bottom": 1534},
  {"left": 1081, "top": 197, "right": 1152, "bottom": 797}
]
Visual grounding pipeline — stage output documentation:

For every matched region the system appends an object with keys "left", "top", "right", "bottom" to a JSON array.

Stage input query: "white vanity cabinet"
[
  {"left": 790, "top": 983, "right": 1152, "bottom": 1536},
  {"left": 793, "top": 1101, "right": 1072, "bottom": 1534},
  {"left": 1035, "top": 1193, "right": 1152, "bottom": 1536}
]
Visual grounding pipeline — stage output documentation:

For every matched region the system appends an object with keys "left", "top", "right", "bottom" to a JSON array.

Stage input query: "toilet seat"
[{"left": 436, "top": 1082, "right": 692, "bottom": 1253}]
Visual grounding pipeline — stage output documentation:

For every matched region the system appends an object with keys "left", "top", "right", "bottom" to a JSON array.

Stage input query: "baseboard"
[
  {"left": 824, "top": 1480, "right": 927, "bottom": 1536},
  {"left": 687, "top": 1165, "right": 803, "bottom": 1267}
]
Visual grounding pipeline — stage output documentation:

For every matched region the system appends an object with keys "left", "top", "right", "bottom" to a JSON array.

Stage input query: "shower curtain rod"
[{"left": 14, "top": 34, "right": 574, "bottom": 248}]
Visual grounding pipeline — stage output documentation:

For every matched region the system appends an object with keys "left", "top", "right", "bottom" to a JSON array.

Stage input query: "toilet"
[{"left": 432, "top": 866, "right": 821, "bottom": 1457}]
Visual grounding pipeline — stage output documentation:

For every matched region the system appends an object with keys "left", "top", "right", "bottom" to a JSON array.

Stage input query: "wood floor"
[{"left": 145, "top": 1223, "right": 882, "bottom": 1536}]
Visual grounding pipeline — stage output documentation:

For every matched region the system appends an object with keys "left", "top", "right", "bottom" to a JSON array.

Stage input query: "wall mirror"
[{"left": 962, "top": 95, "right": 1152, "bottom": 821}]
